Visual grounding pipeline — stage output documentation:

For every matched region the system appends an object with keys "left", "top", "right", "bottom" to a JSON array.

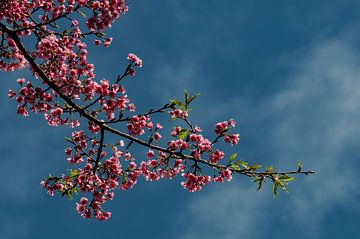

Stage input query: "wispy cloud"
[{"left": 173, "top": 24, "right": 360, "bottom": 239}]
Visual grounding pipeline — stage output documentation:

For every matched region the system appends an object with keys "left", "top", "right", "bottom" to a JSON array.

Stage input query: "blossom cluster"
[{"left": 1, "top": 0, "right": 248, "bottom": 221}]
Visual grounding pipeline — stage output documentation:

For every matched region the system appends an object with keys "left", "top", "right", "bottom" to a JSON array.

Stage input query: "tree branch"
[
  {"left": 13, "top": 5, "right": 80, "bottom": 33},
  {"left": 93, "top": 128, "right": 105, "bottom": 172},
  {"left": 0, "top": 22, "right": 314, "bottom": 179}
]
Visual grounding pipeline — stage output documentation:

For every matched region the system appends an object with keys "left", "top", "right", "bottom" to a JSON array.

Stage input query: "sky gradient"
[{"left": 1, "top": 1, "right": 360, "bottom": 238}]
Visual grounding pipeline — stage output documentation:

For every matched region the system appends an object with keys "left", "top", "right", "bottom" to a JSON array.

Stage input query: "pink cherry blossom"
[{"left": 0, "top": 0, "right": 310, "bottom": 222}]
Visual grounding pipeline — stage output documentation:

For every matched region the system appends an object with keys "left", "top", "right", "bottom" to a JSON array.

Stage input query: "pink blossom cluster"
[
  {"left": 214, "top": 119, "right": 236, "bottom": 135},
  {"left": 214, "top": 120, "right": 240, "bottom": 145},
  {"left": 2, "top": 0, "right": 132, "bottom": 125},
  {"left": 169, "top": 108, "right": 188, "bottom": 119},
  {"left": 213, "top": 169, "right": 233, "bottom": 182},
  {"left": 0, "top": 0, "right": 32, "bottom": 23},
  {"left": 1, "top": 0, "right": 129, "bottom": 71},
  {"left": 167, "top": 139, "right": 189, "bottom": 150},
  {"left": 224, "top": 133, "right": 240, "bottom": 146},
  {"left": 181, "top": 173, "right": 211, "bottom": 192},
  {"left": 8, "top": 80, "right": 51, "bottom": 117},
  {"left": 209, "top": 149, "right": 225, "bottom": 164},
  {"left": 0, "top": 0, "right": 128, "bottom": 32},
  {"left": 126, "top": 53, "right": 143, "bottom": 76},
  {"left": 0, "top": 37, "right": 28, "bottom": 71},
  {"left": 42, "top": 135, "right": 194, "bottom": 219},
  {"left": 1, "top": 0, "right": 246, "bottom": 221},
  {"left": 86, "top": 0, "right": 128, "bottom": 32},
  {"left": 127, "top": 115, "right": 153, "bottom": 135},
  {"left": 41, "top": 115, "right": 241, "bottom": 220}
]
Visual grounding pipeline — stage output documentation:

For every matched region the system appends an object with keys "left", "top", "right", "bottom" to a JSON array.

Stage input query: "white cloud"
[{"left": 173, "top": 25, "right": 360, "bottom": 239}]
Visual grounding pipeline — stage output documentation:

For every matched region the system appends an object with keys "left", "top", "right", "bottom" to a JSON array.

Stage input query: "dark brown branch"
[
  {"left": 0, "top": 23, "right": 314, "bottom": 179},
  {"left": 184, "top": 117, "right": 196, "bottom": 133},
  {"left": 93, "top": 128, "right": 105, "bottom": 172}
]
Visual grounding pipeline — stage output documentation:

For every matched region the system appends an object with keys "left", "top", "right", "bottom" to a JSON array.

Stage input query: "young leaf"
[
  {"left": 229, "top": 153, "right": 237, "bottom": 161},
  {"left": 279, "top": 174, "right": 295, "bottom": 182},
  {"left": 76, "top": 9, "right": 87, "bottom": 18},
  {"left": 254, "top": 177, "right": 264, "bottom": 191},
  {"left": 178, "top": 129, "right": 188, "bottom": 140},
  {"left": 230, "top": 164, "right": 241, "bottom": 170},
  {"left": 170, "top": 99, "right": 185, "bottom": 111},
  {"left": 273, "top": 181, "right": 278, "bottom": 198},
  {"left": 187, "top": 93, "right": 201, "bottom": 106},
  {"left": 249, "top": 164, "right": 262, "bottom": 171},
  {"left": 266, "top": 165, "right": 274, "bottom": 173},
  {"left": 232, "top": 160, "right": 249, "bottom": 169}
]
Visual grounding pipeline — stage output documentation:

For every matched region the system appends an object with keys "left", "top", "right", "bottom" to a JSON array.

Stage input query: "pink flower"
[
  {"left": 146, "top": 150, "right": 155, "bottom": 158},
  {"left": 181, "top": 173, "right": 211, "bottom": 192},
  {"left": 198, "top": 139, "right": 212, "bottom": 152},
  {"left": 209, "top": 150, "right": 225, "bottom": 163},
  {"left": 127, "top": 67, "right": 136, "bottom": 76},
  {"left": 8, "top": 39, "right": 16, "bottom": 48},
  {"left": 65, "top": 147, "right": 72, "bottom": 156},
  {"left": 79, "top": 197, "right": 88, "bottom": 205},
  {"left": 103, "top": 37, "right": 113, "bottom": 47},
  {"left": 8, "top": 90, "right": 16, "bottom": 98},
  {"left": 16, "top": 106, "right": 29, "bottom": 117},
  {"left": 127, "top": 53, "right": 143, "bottom": 67},
  {"left": 228, "top": 119, "right": 236, "bottom": 127},
  {"left": 215, "top": 121, "right": 228, "bottom": 135},
  {"left": 16, "top": 78, "right": 25, "bottom": 84},
  {"left": 154, "top": 132, "right": 162, "bottom": 140},
  {"left": 169, "top": 109, "right": 188, "bottom": 119},
  {"left": 128, "top": 103, "right": 136, "bottom": 112},
  {"left": 71, "top": 20, "right": 78, "bottom": 26},
  {"left": 224, "top": 133, "right": 240, "bottom": 146}
]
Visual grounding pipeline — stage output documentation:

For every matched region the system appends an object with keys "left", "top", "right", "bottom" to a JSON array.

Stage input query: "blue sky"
[{"left": 1, "top": 1, "right": 360, "bottom": 238}]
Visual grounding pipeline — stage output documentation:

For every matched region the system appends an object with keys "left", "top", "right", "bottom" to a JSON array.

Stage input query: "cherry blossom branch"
[
  {"left": 13, "top": 5, "right": 80, "bottom": 33},
  {"left": 1, "top": 2, "right": 315, "bottom": 220},
  {"left": 0, "top": 22, "right": 314, "bottom": 178}
]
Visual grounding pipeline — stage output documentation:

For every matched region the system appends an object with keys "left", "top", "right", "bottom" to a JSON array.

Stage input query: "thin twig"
[{"left": 93, "top": 128, "right": 105, "bottom": 172}]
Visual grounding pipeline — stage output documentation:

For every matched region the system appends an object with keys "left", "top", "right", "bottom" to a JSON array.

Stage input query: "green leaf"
[
  {"left": 76, "top": 9, "right": 87, "bottom": 18},
  {"left": 187, "top": 93, "right": 201, "bottom": 106},
  {"left": 279, "top": 174, "right": 295, "bottom": 182},
  {"left": 232, "top": 160, "right": 249, "bottom": 169},
  {"left": 230, "top": 164, "right": 241, "bottom": 170},
  {"left": 254, "top": 177, "right": 264, "bottom": 191},
  {"left": 63, "top": 187, "right": 79, "bottom": 200},
  {"left": 183, "top": 90, "right": 201, "bottom": 110},
  {"left": 229, "top": 153, "right": 237, "bottom": 161},
  {"left": 68, "top": 169, "right": 79, "bottom": 178},
  {"left": 249, "top": 164, "right": 262, "bottom": 171},
  {"left": 266, "top": 165, "right": 274, "bottom": 173},
  {"left": 178, "top": 129, "right": 188, "bottom": 140},
  {"left": 273, "top": 181, "right": 278, "bottom": 198},
  {"left": 274, "top": 177, "right": 289, "bottom": 194},
  {"left": 170, "top": 99, "right": 185, "bottom": 111}
]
